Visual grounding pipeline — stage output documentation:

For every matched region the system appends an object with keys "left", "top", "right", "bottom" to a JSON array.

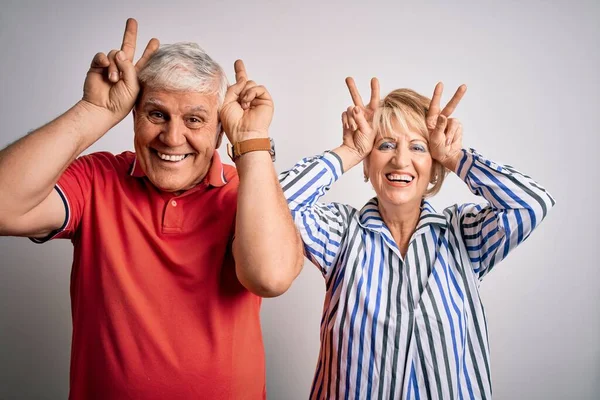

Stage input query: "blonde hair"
[{"left": 372, "top": 88, "right": 447, "bottom": 197}]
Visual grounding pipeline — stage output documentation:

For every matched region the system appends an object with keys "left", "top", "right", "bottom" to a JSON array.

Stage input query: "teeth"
[
  {"left": 157, "top": 152, "right": 187, "bottom": 162},
  {"left": 387, "top": 173, "right": 413, "bottom": 182}
]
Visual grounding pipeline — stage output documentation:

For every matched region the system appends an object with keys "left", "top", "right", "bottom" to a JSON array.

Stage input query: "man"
[{"left": 0, "top": 19, "right": 302, "bottom": 399}]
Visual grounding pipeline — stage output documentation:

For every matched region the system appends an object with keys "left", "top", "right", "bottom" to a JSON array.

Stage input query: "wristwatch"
[{"left": 227, "top": 138, "right": 276, "bottom": 162}]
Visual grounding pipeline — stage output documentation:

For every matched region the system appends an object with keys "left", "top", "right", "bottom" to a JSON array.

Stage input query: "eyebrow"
[{"left": 142, "top": 99, "right": 210, "bottom": 115}]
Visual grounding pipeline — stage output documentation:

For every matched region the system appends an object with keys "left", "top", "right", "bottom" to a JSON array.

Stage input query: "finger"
[
  {"left": 114, "top": 50, "right": 137, "bottom": 89},
  {"left": 430, "top": 114, "right": 448, "bottom": 146},
  {"left": 345, "top": 77, "right": 365, "bottom": 108},
  {"left": 347, "top": 106, "right": 357, "bottom": 131},
  {"left": 368, "top": 77, "right": 380, "bottom": 109},
  {"left": 107, "top": 49, "right": 120, "bottom": 82},
  {"left": 135, "top": 38, "right": 160, "bottom": 72},
  {"left": 353, "top": 107, "right": 374, "bottom": 138},
  {"left": 234, "top": 59, "right": 248, "bottom": 83},
  {"left": 441, "top": 84, "right": 467, "bottom": 117},
  {"left": 342, "top": 111, "right": 349, "bottom": 131},
  {"left": 426, "top": 82, "right": 444, "bottom": 130},
  {"left": 445, "top": 118, "right": 460, "bottom": 147},
  {"left": 241, "top": 85, "right": 271, "bottom": 109},
  {"left": 89, "top": 52, "right": 109, "bottom": 72},
  {"left": 239, "top": 80, "right": 257, "bottom": 108},
  {"left": 120, "top": 18, "right": 138, "bottom": 61}
]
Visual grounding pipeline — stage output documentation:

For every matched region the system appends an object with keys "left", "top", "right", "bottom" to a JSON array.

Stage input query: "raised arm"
[
  {"left": 424, "top": 82, "right": 555, "bottom": 278},
  {"left": 0, "top": 18, "right": 158, "bottom": 238},
  {"left": 279, "top": 77, "right": 380, "bottom": 278},
  {"left": 219, "top": 60, "right": 303, "bottom": 298}
]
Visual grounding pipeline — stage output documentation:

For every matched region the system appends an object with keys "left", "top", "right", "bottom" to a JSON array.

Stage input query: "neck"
[{"left": 378, "top": 198, "right": 423, "bottom": 257}]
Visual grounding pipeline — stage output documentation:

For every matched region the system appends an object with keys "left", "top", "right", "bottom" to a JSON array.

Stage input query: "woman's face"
[{"left": 365, "top": 119, "right": 433, "bottom": 211}]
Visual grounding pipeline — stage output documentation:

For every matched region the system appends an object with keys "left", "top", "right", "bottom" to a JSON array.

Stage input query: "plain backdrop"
[{"left": 1, "top": 1, "right": 598, "bottom": 399}]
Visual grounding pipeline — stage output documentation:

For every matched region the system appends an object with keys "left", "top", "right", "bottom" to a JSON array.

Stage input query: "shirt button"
[{"left": 171, "top": 200, "right": 177, "bottom": 207}]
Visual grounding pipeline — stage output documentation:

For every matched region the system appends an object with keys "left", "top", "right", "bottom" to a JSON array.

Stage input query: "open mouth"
[
  {"left": 386, "top": 173, "right": 414, "bottom": 185},
  {"left": 153, "top": 150, "right": 192, "bottom": 162}
]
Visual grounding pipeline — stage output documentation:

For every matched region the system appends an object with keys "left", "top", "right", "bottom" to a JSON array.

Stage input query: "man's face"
[{"left": 133, "top": 88, "right": 222, "bottom": 193}]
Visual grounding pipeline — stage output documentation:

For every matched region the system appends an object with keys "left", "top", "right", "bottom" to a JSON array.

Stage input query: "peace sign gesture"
[
  {"left": 426, "top": 82, "right": 467, "bottom": 171},
  {"left": 82, "top": 18, "right": 159, "bottom": 123},
  {"left": 219, "top": 60, "right": 274, "bottom": 143},
  {"left": 340, "top": 77, "right": 380, "bottom": 163}
]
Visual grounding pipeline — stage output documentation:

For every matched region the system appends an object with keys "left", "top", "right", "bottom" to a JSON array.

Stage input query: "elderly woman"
[{"left": 279, "top": 79, "right": 555, "bottom": 399}]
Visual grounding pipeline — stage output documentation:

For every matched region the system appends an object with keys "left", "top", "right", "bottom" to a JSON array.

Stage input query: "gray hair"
[{"left": 137, "top": 42, "right": 228, "bottom": 107}]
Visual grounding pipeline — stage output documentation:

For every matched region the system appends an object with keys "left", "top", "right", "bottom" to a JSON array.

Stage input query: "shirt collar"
[
  {"left": 358, "top": 198, "right": 447, "bottom": 236},
  {"left": 129, "top": 151, "right": 228, "bottom": 188}
]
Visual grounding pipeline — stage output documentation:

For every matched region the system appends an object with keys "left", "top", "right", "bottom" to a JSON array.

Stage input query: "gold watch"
[{"left": 227, "top": 138, "right": 276, "bottom": 162}]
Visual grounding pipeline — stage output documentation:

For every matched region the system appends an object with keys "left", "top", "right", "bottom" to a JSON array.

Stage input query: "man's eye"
[
  {"left": 188, "top": 117, "right": 202, "bottom": 124},
  {"left": 149, "top": 111, "right": 165, "bottom": 120}
]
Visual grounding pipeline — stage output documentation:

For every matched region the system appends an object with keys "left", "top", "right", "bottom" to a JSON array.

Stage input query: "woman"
[{"left": 279, "top": 78, "right": 555, "bottom": 399}]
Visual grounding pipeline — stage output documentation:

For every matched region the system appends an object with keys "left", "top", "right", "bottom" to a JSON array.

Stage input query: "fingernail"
[
  {"left": 438, "top": 115, "right": 444, "bottom": 123},
  {"left": 353, "top": 108, "right": 360, "bottom": 114},
  {"left": 116, "top": 51, "right": 125, "bottom": 61},
  {"left": 109, "top": 72, "right": 118, "bottom": 81},
  {"left": 446, "top": 138, "right": 451, "bottom": 146}
]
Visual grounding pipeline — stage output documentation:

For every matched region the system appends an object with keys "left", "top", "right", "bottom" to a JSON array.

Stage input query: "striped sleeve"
[
  {"left": 278, "top": 151, "right": 351, "bottom": 277},
  {"left": 454, "top": 148, "right": 556, "bottom": 279}
]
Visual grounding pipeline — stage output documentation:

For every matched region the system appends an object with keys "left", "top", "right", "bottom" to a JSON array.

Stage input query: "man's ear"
[{"left": 215, "top": 122, "right": 224, "bottom": 148}]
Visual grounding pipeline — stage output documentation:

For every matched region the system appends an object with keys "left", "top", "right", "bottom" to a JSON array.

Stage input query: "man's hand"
[
  {"left": 426, "top": 82, "right": 467, "bottom": 172},
  {"left": 219, "top": 60, "right": 274, "bottom": 143},
  {"left": 82, "top": 18, "right": 159, "bottom": 124}
]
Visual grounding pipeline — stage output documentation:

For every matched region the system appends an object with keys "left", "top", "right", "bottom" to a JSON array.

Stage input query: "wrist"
[
  {"left": 75, "top": 100, "right": 123, "bottom": 129},
  {"left": 441, "top": 152, "right": 463, "bottom": 173},
  {"left": 332, "top": 145, "right": 364, "bottom": 173},
  {"left": 229, "top": 130, "right": 269, "bottom": 143}
]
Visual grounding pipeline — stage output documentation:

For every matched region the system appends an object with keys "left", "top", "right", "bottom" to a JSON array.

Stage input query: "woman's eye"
[
  {"left": 411, "top": 144, "right": 427, "bottom": 152},
  {"left": 378, "top": 142, "right": 396, "bottom": 151}
]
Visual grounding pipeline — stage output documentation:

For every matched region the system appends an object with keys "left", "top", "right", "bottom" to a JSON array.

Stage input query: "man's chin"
[{"left": 147, "top": 176, "right": 194, "bottom": 193}]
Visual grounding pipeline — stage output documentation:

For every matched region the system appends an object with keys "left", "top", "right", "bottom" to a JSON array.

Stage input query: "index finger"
[
  {"left": 345, "top": 77, "right": 365, "bottom": 108},
  {"left": 234, "top": 59, "right": 248, "bottom": 83},
  {"left": 120, "top": 18, "right": 138, "bottom": 61},
  {"left": 441, "top": 84, "right": 467, "bottom": 117}
]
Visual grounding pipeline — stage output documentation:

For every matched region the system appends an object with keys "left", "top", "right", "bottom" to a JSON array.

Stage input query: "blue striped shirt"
[{"left": 279, "top": 148, "right": 555, "bottom": 399}]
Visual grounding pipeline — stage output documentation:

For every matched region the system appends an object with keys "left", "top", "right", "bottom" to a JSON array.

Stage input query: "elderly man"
[{"left": 0, "top": 19, "right": 302, "bottom": 399}]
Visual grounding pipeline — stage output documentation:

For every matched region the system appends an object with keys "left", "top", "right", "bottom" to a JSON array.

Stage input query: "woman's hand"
[
  {"left": 426, "top": 82, "right": 467, "bottom": 172},
  {"left": 335, "top": 77, "right": 380, "bottom": 171}
]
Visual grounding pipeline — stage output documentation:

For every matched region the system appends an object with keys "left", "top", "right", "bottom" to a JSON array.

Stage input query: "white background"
[{"left": 1, "top": 0, "right": 598, "bottom": 398}]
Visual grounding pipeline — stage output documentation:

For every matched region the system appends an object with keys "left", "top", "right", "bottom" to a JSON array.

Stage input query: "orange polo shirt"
[{"left": 35, "top": 151, "right": 265, "bottom": 399}]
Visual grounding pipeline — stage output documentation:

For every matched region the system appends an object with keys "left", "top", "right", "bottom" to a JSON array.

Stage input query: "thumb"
[{"left": 114, "top": 50, "right": 138, "bottom": 90}]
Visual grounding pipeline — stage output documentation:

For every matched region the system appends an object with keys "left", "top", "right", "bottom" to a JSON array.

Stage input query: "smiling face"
[
  {"left": 365, "top": 118, "right": 433, "bottom": 211},
  {"left": 133, "top": 87, "right": 222, "bottom": 193}
]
